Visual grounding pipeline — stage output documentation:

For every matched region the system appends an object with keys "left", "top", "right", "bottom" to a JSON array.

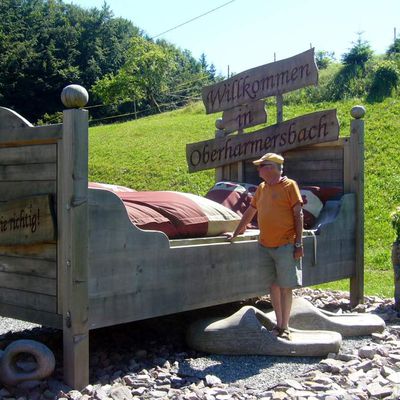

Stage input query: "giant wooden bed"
[{"left": 0, "top": 95, "right": 364, "bottom": 388}]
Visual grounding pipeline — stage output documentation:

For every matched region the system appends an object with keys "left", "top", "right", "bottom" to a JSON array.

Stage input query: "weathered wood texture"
[
  {"left": 58, "top": 109, "right": 89, "bottom": 390},
  {"left": 187, "top": 109, "right": 339, "bottom": 172},
  {"left": 349, "top": 118, "right": 365, "bottom": 306},
  {"left": 202, "top": 48, "right": 318, "bottom": 113},
  {"left": 88, "top": 188, "right": 269, "bottom": 329},
  {"left": 0, "top": 108, "right": 58, "bottom": 322},
  {"left": 87, "top": 189, "right": 357, "bottom": 328},
  {"left": 0, "top": 195, "right": 56, "bottom": 245},
  {"left": 222, "top": 101, "right": 267, "bottom": 134},
  {"left": 243, "top": 141, "right": 344, "bottom": 189}
]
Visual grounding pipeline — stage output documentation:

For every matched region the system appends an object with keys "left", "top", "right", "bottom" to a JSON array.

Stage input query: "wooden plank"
[
  {"left": 0, "top": 243, "right": 56, "bottom": 259},
  {"left": 0, "top": 181, "right": 56, "bottom": 201},
  {"left": 0, "top": 303, "right": 61, "bottom": 329},
  {"left": 283, "top": 169, "right": 343, "bottom": 183},
  {"left": 0, "top": 124, "right": 62, "bottom": 147},
  {"left": 0, "top": 272, "right": 56, "bottom": 295},
  {"left": 0, "top": 195, "right": 56, "bottom": 245},
  {"left": 349, "top": 118, "right": 365, "bottom": 306},
  {"left": 0, "top": 163, "right": 56, "bottom": 181},
  {"left": 187, "top": 109, "right": 339, "bottom": 172},
  {"left": 0, "top": 287, "right": 56, "bottom": 312},
  {"left": 222, "top": 101, "right": 267, "bottom": 133},
  {"left": 0, "top": 107, "right": 33, "bottom": 129},
  {"left": 343, "top": 138, "right": 351, "bottom": 193},
  {"left": 0, "top": 144, "right": 56, "bottom": 165},
  {"left": 276, "top": 94, "right": 283, "bottom": 123},
  {"left": 59, "top": 109, "right": 89, "bottom": 390},
  {"left": 202, "top": 48, "right": 318, "bottom": 113},
  {"left": 283, "top": 147, "right": 344, "bottom": 161},
  {"left": 284, "top": 159, "right": 342, "bottom": 171},
  {"left": 0, "top": 256, "right": 56, "bottom": 278}
]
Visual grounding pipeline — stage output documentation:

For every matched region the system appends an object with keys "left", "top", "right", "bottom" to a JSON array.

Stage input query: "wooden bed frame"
[{"left": 0, "top": 90, "right": 364, "bottom": 389}]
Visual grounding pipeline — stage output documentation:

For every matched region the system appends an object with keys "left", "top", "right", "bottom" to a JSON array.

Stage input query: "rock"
[
  {"left": 386, "top": 371, "right": 400, "bottom": 383},
  {"left": 284, "top": 379, "right": 304, "bottom": 390},
  {"left": 319, "top": 359, "right": 343, "bottom": 373},
  {"left": 205, "top": 374, "right": 222, "bottom": 386},
  {"left": 131, "top": 387, "right": 146, "bottom": 396},
  {"left": 355, "top": 359, "right": 373, "bottom": 372},
  {"left": 149, "top": 389, "right": 169, "bottom": 398},
  {"left": 109, "top": 385, "right": 133, "bottom": 400},
  {"left": 68, "top": 390, "right": 83, "bottom": 400},
  {"left": 358, "top": 345, "right": 378, "bottom": 359},
  {"left": 366, "top": 382, "right": 393, "bottom": 398}
]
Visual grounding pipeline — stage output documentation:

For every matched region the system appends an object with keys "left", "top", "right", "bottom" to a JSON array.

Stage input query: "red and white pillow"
[
  {"left": 89, "top": 182, "right": 136, "bottom": 193},
  {"left": 300, "top": 188, "right": 323, "bottom": 229},
  {"left": 205, "top": 181, "right": 258, "bottom": 228},
  {"left": 95, "top": 189, "right": 240, "bottom": 239}
]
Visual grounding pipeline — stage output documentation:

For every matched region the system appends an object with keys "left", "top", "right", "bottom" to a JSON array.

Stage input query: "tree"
[
  {"left": 199, "top": 53, "right": 208, "bottom": 72},
  {"left": 342, "top": 35, "right": 373, "bottom": 69},
  {"left": 315, "top": 50, "right": 335, "bottom": 69},
  {"left": 387, "top": 38, "right": 400, "bottom": 56},
  {"left": 0, "top": 0, "right": 139, "bottom": 122},
  {"left": 92, "top": 36, "right": 175, "bottom": 112}
]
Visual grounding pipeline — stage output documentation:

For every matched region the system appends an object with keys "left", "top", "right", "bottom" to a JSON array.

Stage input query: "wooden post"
[
  {"left": 349, "top": 105, "right": 365, "bottom": 307},
  {"left": 215, "top": 118, "right": 225, "bottom": 182},
  {"left": 58, "top": 85, "right": 89, "bottom": 389},
  {"left": 276, "top": 94, "right": 283, "bottom": 123}
]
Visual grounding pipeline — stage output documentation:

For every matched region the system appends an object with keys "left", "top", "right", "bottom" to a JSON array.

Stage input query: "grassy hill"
[{"left": 89, "top": 97, "right": 400, "bottom": 298}]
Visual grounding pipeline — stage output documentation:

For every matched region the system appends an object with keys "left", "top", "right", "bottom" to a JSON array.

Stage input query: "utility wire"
[
  {"left": 89, "top": 95, "right": 201, "bottom": 124},
  {"left": 84, "top": 73, "right": 210, "bottom": 110},
  {"left": 151, "top": 0, "right": 236, "bottom": 39}
]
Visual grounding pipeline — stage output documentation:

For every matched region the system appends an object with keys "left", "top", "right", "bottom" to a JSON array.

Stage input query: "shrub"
[
  {"left": 391, "top": 206, "right": 400, "bottom": 242},
  {"left": 367, "top": 60, "right": 399, "bottom": 102},
  {"left": 315, "top": 50, "right": 335, "bottom": 70}
]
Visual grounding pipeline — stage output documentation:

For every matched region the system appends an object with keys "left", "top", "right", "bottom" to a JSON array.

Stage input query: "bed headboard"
[{"left": 0, "top": 86, "right": 90, "bottom": 387}]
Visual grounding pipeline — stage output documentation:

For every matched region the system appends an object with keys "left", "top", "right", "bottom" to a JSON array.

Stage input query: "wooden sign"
[
  {"left": 187, "top": 109, "right": 339, "bottom": 172},
  {"left": 202, "top": 48, "right": 318, "bottom": 114},
  {"left": 0, "top": 195, "right": 55, "bottom": 245},
  {"left": 222, "top": 101, "right": 267, "bottom": 134}
]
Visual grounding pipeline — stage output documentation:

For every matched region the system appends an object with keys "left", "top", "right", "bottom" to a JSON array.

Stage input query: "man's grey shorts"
[{"left": 259, "top": 243, "right": 302, "bottom": 288}]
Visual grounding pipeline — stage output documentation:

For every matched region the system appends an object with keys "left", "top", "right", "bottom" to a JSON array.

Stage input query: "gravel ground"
[
  {"left": 178, "top": 336, "right": 373, "bottom": 392},
  {"left": 0, "top": 288, "right": 391, "bottom": 397}
]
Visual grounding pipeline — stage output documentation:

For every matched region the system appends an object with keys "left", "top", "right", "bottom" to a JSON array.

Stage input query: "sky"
[{"left": 66, "top": 0, "right": 399, "bottom": 77}]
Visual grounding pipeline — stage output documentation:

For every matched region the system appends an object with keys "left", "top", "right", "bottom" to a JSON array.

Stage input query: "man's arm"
[
  {"left": 226, "top": 205, "right": 257, "bottom": 241},
  {"left": 293, "top": 202, "right": 304, "bottom": 259}
]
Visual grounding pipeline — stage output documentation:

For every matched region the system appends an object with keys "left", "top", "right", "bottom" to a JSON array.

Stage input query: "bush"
[
  {"left": 391, "top": 206, "right": 400, "bottom": 242},
  {"left": 367, "top": 60, "right": 399, "bottom": 102}
]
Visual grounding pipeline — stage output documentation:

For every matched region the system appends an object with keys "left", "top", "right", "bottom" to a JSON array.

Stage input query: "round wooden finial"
[
  {"left": 350, "top": 105, "right": 366, "bottom": 119},
  {"left": 215, "top": 118, "right": 224, "bottom": 130},
  {"left": 61, "top": 85, "right": 89, "bottom": 108}
]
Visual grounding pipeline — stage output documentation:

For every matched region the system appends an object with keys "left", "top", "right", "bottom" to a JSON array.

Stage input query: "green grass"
[{"left": 89, "top": 97, "right": 400, "bottom": 299}]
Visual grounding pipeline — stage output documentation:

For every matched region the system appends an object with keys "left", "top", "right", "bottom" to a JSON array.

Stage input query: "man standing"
[{"left": 226, "top": 153, "right": 304, "bottom": 340}]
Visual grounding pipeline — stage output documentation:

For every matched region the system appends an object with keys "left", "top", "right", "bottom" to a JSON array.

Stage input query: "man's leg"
[
  {"left": 280, "top": 287, "right": 293, "bottom": 329},
  {"left": 270, "top": 282, "right": 283, "bottom": 330}
]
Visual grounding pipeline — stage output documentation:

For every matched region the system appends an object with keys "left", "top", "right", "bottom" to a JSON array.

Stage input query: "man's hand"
[
  {"left": 225, "top": 232, "right": 238, "bottom": 242},
  {"left": 293, "top": 246, "right": 304, "bottom": 259}
]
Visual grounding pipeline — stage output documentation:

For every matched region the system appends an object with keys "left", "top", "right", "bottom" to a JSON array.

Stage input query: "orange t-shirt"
[{"left": 250, "top": 177, "right": 303, "bottom": 247}]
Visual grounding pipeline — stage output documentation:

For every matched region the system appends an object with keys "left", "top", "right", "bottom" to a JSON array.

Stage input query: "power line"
[
  {"left": 151, "top": 0, "right": 236, "bottom": 40},
  {"left": 89, "top": 95, "right": 201, "bottom": 124},
  {"left": 84, "top": 73, "right": 210, "bottom": 110}
]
